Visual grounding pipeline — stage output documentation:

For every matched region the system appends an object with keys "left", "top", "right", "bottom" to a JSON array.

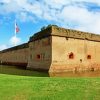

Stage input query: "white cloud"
[
  {"left": 0, "top": 44, "right": 7, "bottom": 51},
  {"left": 0, "top": 36, "right": 21, "bottom": 51},
  {"left": 9, "top": 36, "right": 21, "bottom": 46},
  {"left": 16, "top": 12, "right": 35, "bottom": 22},
  {"left": 66, "top": 6, "right": 91, "bottom": 23},
  {"left": 1, "top": 0, "right": 100, "bottom": 34},
  {"left": 0, "top": 0, "right": 11, "bottom": 4},
  {"left": 43, "top": 0, "right": 70, "bottom": 9}
]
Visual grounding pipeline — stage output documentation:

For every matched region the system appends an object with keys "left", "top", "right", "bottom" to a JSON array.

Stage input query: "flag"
[{"left": 15, "top": 21, "right": 20, "bottom": 33}]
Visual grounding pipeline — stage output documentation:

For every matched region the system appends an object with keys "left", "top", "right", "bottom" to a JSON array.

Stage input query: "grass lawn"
[{"left": 0, "top": 74, "right": 100, "bottom": 100}]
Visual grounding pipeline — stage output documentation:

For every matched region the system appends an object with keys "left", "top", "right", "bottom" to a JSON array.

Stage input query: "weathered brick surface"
[
  {"left": 0, "top": 43, "right": 29, "bottom": 67},
  {"left": 0, "top": 26, "right": 100, "bottom": 72}
]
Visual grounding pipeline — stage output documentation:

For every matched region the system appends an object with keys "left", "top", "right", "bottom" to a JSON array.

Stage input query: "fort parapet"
[
  {"left": 30, "top": 26, "right": 100, "bottom": 42},
  {"left": 0, "top": 25, "right": 100, "bottom": 72}
]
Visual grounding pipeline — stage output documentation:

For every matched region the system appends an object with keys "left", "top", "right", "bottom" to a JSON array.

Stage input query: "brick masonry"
[{"left": 0, "top": 25, "right": 100, "bottom": 73}]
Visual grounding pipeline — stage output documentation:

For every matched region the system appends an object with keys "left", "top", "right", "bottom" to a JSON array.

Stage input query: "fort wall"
[
  {"left": 50, "top": 36, "right": 100, "bottom": 72},
  {"left": 27, "top": 36, "right": 52, "bottom": 71},
  {"left": 0, "top": 43, "right": 29, "bottom": 67},
  {"left": 0, "top": 25, "right": 100, "bottom": 72}
]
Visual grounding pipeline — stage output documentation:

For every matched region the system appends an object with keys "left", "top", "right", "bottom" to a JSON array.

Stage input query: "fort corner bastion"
[{"left": 0, "top": 25, "right": 100, "bottom": 73}]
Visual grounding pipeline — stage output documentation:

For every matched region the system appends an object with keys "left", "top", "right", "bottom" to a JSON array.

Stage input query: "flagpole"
[
  {"left": 14, "top": 19, "right": 20, "bottom": 46},
  {"left": 15, "top": 19, "right": 16, "bottom": 37},
  {"left": 14, "top": 19, "right": 16, "bottom": 46}
]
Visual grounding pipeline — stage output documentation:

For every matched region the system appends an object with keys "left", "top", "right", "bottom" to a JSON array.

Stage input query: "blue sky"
[{"left": 0, "top": 0, "right": 100, "bottom": 50}]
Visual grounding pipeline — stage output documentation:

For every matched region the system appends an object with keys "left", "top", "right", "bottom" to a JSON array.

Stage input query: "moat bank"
[
  {"left": 0, "top": 65, "right": 48, "bottom": 77},
  {"left": 0, "top": 65, "right": 100, "bottom": 77},
  {"left": 49, "top": 71, "right": 100, "bottom": 77}
]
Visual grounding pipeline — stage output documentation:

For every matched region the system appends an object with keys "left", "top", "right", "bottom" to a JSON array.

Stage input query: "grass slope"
[
  {"left": 0, "top": 65, "right": 48, "bottom": 77},
  {"left": 0, "top": 74, "right": 100, "bottom": 100}
]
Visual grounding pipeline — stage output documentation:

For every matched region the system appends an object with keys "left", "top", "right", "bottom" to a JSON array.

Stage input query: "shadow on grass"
[{"left": 0, "top": 65, "right": 49, "bottom": 77}]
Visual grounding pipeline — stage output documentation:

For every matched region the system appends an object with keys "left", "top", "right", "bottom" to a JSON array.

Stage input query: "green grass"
[{"left": 0, "top": 74, "right": 100, "bottom": 100}]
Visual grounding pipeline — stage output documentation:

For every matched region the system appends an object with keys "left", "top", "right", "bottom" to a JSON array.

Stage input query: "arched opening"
[
  {"left": 80, "top": 59, "right": 82, "bottom": 63},
  {"left": 87, "top": 55, "right": 91, "bottom": 59},
  {"left": 69, "top": 52, "right": 74, "bottom": 59}
]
